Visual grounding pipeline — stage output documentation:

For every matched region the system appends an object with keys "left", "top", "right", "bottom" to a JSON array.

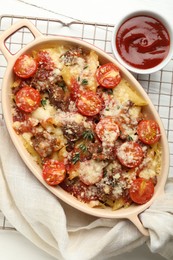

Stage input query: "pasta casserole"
[{"left": 11, "top": 44, "right": 161, "bottom": 210}]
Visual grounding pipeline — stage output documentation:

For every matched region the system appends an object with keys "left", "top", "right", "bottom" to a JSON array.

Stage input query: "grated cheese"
[{"left": 78, "top": 160, "right": 107, "bottom": 185}]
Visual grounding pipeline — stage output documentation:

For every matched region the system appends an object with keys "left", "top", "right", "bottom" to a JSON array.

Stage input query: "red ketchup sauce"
[{"left": 116, "top": 15, "right": 170, "bottom": 69}]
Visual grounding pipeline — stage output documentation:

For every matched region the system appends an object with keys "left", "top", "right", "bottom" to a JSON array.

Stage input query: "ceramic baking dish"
[{"left": 0, "top": 19, "right": 170, "bottom": 236}]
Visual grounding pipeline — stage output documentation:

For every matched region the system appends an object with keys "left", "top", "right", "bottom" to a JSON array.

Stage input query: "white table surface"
[{"left": 0, "top": 0, "right": 172, "bottom": 259}]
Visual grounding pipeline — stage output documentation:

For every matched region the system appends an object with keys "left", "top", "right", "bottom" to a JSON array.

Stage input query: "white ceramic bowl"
[
  {"left": 111, "top": 10, "right": 173, "bottom": 74},
  {"left": 0, "top": 19, "right": 170, "bottom": 236}
]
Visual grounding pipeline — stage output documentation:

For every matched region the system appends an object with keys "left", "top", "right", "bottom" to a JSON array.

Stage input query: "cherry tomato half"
[
  {"left": 116, "top": 141, "right": 144, "bottom": 168},
  {"left": 137, "top": 120, "right": 161, "bottom": 145},
  {"left": 76, "top": 91, "right": 102, "bottom": 116},
  {"left": 96, "top": 63, "right": 121, "bottom": 89},
  {"left": 72, "top": 180, "right": 100, "bottom": 202},
  {"left": 14, "top": 54, "right": 38, "bottom": 78},
  {"left": 36, "top": 50, "right": 55, "bottom": 71},
  {"left": 42, "top": 159, "right": 66, "bottom": 186},
  {"left": 129, "top": 178, "right": 154, "bottom": 204},
  {"left": 95, "top": 116, "right": 120, "bottom": 143},
  {"left": 69, "top": 78, "right": 81, "bottom": 101},
  {"left": 15, "top": 85, "right": 41, "bottom": 113}
]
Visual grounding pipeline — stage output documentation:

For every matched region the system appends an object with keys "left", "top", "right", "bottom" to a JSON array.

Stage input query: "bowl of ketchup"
[{"left": 111, "top": 10, "right": 173, "bottom": 74}]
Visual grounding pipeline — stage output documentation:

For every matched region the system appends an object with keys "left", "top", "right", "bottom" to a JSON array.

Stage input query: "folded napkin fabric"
[
  {"left": 141, "top": 182, "right": 173, "bottom": 259},
  {"left": 0, "top": 122, "right": 173, "bottom": 260}
]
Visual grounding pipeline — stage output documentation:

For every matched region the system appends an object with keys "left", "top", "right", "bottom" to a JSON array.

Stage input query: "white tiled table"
[{"left": 0, "top": 0, "right": 173, "bottom": 259}]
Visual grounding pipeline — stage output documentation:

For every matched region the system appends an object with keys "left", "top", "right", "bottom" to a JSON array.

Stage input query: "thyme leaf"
[
  {"left": 79, "top": 143, "right": 87, "bottom": 152},
  {"left": 82, "top": 130, "right": 95, "bottom": 141},
  {"left": 127, "top": 135, "right": 133, "bottom": 141},
  {"left": 83, "top": 65, "right": 88, "bottom": 69},
  {"left": 72, "top": 152, "right": 80, "bottom": 164},
  {"left": 41, "top": 98, "right": 47, "bottom": 109},
  {"left": 81, "top": 79, "right": 88, "bottom": 85}
]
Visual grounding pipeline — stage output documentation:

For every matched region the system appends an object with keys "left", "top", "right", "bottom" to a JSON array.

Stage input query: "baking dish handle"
[
  {"left": 0, "top": 19, "right": 42, "bottom": 62},
  {"left": 128, "top": 214, "right": 149, "bottom": 236},
  {"left": 128, "top": 187, "right": 166, "bottom": 236}
]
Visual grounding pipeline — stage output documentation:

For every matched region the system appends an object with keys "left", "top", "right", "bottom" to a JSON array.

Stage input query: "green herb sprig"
[
  {"left": 81, "top": 79, "right": 88, "bottom": 85},
  {"left": 127, "top": 135, "right": 133, "bottom": 141},
  {"left": 79, "top": 143, "right": 87, "bottom": 152},
  {"left": 82, "top": 130, "right": 95, "bottom": 141},
  {"left": 72, "top": 153, "right": 80, "bottom": 164},
  {"left": 41, "top": 98, "right": 47, "bottom": 109}
]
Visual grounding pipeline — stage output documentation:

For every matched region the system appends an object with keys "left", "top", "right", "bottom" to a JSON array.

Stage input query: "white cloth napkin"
[{"left": 0, "top": 121, "right": 173, "bottom": 260}]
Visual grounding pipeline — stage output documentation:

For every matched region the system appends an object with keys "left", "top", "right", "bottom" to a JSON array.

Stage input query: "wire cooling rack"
[{"left": 0, "top": 14, "right": 173, "bottom": 231}]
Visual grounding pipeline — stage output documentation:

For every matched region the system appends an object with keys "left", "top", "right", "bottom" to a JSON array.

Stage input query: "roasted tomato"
[
  {"left": 15, "top": 85, "right": 41, "bottom": 113},
  {"left": 36, "top": 50, "right": 55, "bottom": 71},
  {"left": 137, "top": 120, "right": 161, "bottom": 145},
  {"left": 96, "top": 62, "right": 121, "bottom": 89},
  {"left": 95, "top": 116, "right": 120, "bottom": 144},
  {"left": 69, "top": 77, "right": 81, "bottom": 101},
  {"left": 42, "top": 159, "right": 66, "bottom": 186},
  {"left": 65, "top": 179, "right": 100, "bottom": 202},
  {"left": 116, "top": 141, "right": 144, "bottom": 168},
  {"left": 129, "top": 178, "right": 154, "bottom": 204},
  {"left": 73, "top": 181, "right": 100, "bottom": 202},
  {"left": 76, "top": 91, "right": 103, "bottom": 116},
  {"left": 14, "top": 54, "right": 38, "bottom": 78}
]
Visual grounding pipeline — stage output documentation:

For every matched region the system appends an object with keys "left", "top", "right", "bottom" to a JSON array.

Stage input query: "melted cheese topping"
[{"left": 78, "top": 160, "right": 107, "bottom": 185}]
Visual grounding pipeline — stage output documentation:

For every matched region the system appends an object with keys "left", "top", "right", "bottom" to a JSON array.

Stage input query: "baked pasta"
[{"left": 11, "top": 44, "right": 161, "bottom": 210}]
